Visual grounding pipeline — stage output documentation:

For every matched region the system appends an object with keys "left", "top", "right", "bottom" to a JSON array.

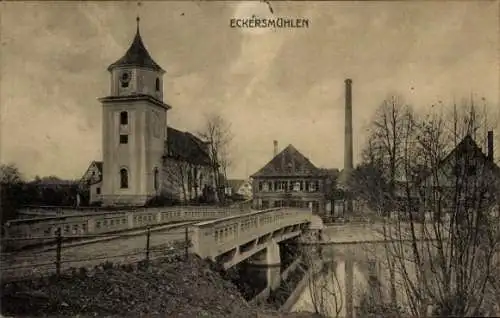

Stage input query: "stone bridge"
[
  {"left": 190, "top": 207, "right": 312, "bottom": 296},
  {"left": 191, "top": 207, "right": 312, "bottom": 270}
]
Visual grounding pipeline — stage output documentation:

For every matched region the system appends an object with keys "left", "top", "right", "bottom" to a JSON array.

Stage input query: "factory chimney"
[
  {"left": 273, "top": 140, "right": 278, "bottom": 157},
  {"left": 343, "top": 78, "right": 354, "bottom": 217},
  {"left": 344, "top": 79, "right": 354, "bottom": 172}
]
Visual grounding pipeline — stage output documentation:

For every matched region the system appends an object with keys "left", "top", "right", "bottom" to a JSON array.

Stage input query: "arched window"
[
  {"left": 153, "top": 168, "right": 159, "bottom": 191},
  {"left": 155, "top": 78, "right": 160, "bottom": 91},
  {"left": 120, "top": 168, "right": 129, "bottom": 189},
  {"left": 120, "top": 111, "right": 128, "bottom": 125}
]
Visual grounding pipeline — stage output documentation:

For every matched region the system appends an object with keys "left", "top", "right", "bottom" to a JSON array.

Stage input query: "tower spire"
[{"left": 136, "top": 1, "right": 142, "bottom": 33}]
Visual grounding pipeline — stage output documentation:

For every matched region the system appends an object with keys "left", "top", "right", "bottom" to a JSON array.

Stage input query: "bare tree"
[
  {"left": 367, "top": 95, "right": 417, "bottom": 205},
  {"left": 161, "top": 158, "right": 190, "bottom": 202},
  {"left": 354, "top": 97, "right": 500, "bottom": 317},
  {"left": 198, "top": 112, "right": 233, "bottom": 204}
]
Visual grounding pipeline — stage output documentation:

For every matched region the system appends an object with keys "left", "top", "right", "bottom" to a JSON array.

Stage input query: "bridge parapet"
[
  {"left": 191, "top": 207, "right": 312, "bottom": 260},
  {"left": 3, "top": 205, "right": 252, "bottom": 241}
]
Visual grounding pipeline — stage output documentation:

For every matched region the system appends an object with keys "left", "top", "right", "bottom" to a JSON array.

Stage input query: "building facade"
[
  {"left": 251, "top": 143, "right": 338, "bottom": 215},
  {"left": 81, "top": 18, "right": 214, "bottom": 207}
]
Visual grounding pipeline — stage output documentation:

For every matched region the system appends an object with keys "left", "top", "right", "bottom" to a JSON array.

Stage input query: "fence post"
[
  {"left": 55, "top": 228, "right": 62, "bottom": 276},
  {"left": 184, "top": 226, "right": 189, "bottom": 261},
  {"left": 145, "top": 227, "right": 151, "bottom": 263}
]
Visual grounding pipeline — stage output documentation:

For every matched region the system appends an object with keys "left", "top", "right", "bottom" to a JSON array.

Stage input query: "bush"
[
  {"left": 357, "top": 296, "right": 406, "bottom": 318},
  {"left": 145, "top": 194, "right": 180, "bottom": 207}
]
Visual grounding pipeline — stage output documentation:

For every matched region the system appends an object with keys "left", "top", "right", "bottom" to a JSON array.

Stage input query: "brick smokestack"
[
  {"left": 344, "top": 79, "right": 354, "bottom": 172},
  {"left": 273, "top": 140, "right": 278, "bottom": 157},
  {"left": 487, "top": 131, "right": 494, "bottom": 161}
]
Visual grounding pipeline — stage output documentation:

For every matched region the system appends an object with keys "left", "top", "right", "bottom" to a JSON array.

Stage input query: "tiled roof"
[
  {"left": 251, "top": 144, "right": 324, "bottom": 178},
  {"left": 165, "top": 127, "right": 211, "bottom": 166},
  {"left": 107, "top": 23, "right": 164, "bottom": 72}
]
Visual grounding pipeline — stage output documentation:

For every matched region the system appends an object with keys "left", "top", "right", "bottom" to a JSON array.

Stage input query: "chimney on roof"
[
  {"left": 487, "top": 130, "right": 494, "bottom": 161},
  {"left": 273, "top": 140, "right": 278, "bottom": 157},
  {"left": 344, "top": 78, "right": 354, "bottom": 172}
]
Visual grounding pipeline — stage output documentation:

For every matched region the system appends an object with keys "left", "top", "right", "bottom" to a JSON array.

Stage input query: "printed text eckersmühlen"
[{"left": 230, "top": 16, "right": 310, "bottom": 29}]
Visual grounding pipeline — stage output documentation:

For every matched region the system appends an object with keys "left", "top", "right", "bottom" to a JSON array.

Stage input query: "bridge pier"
[{"left": 247, "top": 242, "right": 282, "bottom": 291}]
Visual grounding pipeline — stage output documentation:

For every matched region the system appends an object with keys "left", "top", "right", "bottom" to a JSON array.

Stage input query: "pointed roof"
[
  {"left": 417, "top": 134, "right": 500, "bottom": 185},
  {"left": 107, "top": 17, "right": 164, "bottom": 72},
  {"left": 251, "top": 144, "right": 324, "bottom": 178}
]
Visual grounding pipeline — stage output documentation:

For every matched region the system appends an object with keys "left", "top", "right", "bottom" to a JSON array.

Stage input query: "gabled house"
[
  {"left": 251, "top": 142, "right": 337, "bottom": 215},
  {"left": 79, "top": 161, "right": 103, "bottom": 204},
  {"left": 417, "top": 131, "right": 500, "bottom": 219}
]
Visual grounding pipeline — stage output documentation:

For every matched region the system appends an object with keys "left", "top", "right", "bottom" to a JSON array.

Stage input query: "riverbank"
[{"left": 1, "top": 255, "right": 316, "bottom": 317}]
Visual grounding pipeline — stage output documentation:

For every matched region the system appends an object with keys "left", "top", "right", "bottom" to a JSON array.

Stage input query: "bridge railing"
[
  {"left": 191, "top": 207, "right": 312, "bottom": 259},
  {"left": 2, "top": 205, "right": 252, "bottom": 242}
]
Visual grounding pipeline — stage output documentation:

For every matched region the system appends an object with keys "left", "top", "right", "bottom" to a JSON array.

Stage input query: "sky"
[{"left": 1, "top": 1, "right": 499, "bottom": 180}]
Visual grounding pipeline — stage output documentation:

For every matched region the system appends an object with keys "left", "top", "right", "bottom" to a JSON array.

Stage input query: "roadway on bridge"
[{"left": 1, "top": 222, "right": 196, "bottom": 281}]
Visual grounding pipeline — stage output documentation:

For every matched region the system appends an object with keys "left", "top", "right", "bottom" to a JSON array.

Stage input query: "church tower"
[{"left": 99, "top": 17, "right": 171, "bottom": 206}]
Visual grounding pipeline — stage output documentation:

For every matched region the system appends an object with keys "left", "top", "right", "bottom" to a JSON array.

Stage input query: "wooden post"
[
  {"left": 55, "top": 228, "right": 62, "bottom": 276},
  {"left": 145, "top": 227, "right": 151, "bottom": 263}
]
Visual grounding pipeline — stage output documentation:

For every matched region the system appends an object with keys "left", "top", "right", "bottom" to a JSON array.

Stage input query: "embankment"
[{"left": 1, "top": 255, "right": 315, "bottom": 317}]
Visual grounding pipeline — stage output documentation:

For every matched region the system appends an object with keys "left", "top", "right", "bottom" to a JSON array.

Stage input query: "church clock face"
[{"left": 120, "top": 71, "right": 131, "bottom": 86}]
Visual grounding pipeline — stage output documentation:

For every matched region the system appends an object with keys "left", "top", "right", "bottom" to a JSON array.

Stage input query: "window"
[
  {"left": 276, "top": 181, "right": 284, "bottom": 192},
  {"left": 120, "top": 168, "right": 129, "bottom": 189},
  {"left": 293, "top": 181, "right": 301, "bottom": 192},
  {"left": 120, "top": 111, "right": 128, "bottom": 125},
  {"left": 262, "top": 200, "right": 269, "bottom": 209},
  {"left": 154, "top": 168, "right": 159, "bottom": 191},
  {"left": 155, "top": 78, "right": 160, "bottom": 91},
  {"left": 262, "top": 182, "right": 269, "bottom": 192},
  {"left": 308, "top": 181, "right": 317, "bottom": 192},
  {"left": 96, "top": 187, "right": 101, "bottom": 195},
  {"left": 119, "top": 135, "right": 128, "bottom": 144}
]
